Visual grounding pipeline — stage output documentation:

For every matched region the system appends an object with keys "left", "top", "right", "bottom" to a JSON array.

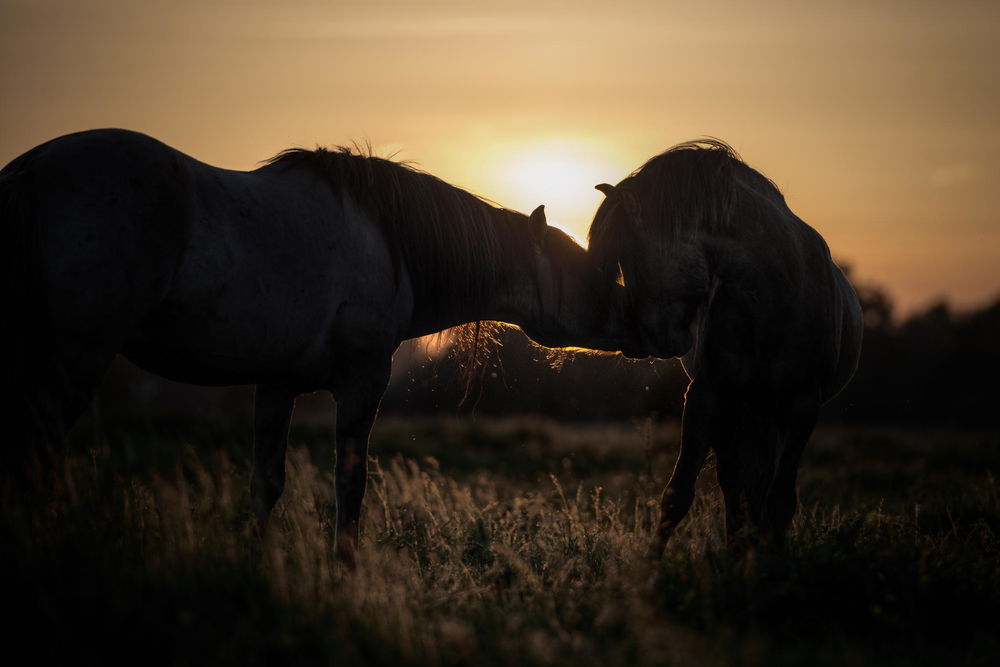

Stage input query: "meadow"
[{"left": 2, "top": 415, "right": 998, "bottom": 666}]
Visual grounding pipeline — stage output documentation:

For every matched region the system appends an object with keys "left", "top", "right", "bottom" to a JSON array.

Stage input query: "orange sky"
[{"left": 2, "top": 0, "right": 998, "bottom": 314}]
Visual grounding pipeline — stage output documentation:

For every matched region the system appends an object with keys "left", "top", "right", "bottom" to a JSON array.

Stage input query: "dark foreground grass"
[{"left": 1, "top": 418, "right": 998, "bottom": 666}]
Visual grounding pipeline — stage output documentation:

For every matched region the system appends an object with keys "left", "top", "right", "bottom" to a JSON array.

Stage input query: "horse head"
[
  {"left": 591, "top": 182, "right": 711, "bottom": 360},
  {"left": 515, "top": 205, "right": 637, "bottom": 354}
]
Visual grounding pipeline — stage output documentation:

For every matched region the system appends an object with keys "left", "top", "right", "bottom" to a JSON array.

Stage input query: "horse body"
[
  {"left": 26, "top": 131, "right": 401, "bottom": 388},
  {"left": 123, "top": 165, "right": 402, "bottom": 390},
  {"left": 679, "top": 205, "right": 859, "bottom": 399},
  {"left": 591, "top": 139, "right": 862, "bottom": 550},
  {"left": 2, "top": 129, "right": 630, "bottom": 564}
]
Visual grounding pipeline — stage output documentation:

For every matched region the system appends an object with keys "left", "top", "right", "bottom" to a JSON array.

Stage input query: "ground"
[{"left": 2, "top": 416, "right": 998, "bottom": 666}]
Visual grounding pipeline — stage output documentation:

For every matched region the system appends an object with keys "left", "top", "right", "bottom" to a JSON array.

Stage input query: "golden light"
[{"left": 486, "top": 139, "right": 632, "bottom": 245}]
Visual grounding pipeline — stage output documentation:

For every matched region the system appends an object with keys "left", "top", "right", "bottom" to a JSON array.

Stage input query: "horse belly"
[
  {"left": 121, "top": 337, "right": 321, "bottom": 387},
  {"left": 127, "top": 258, "right": 397, "bottom": 389},
  {"left": 124, "top": 281, "right": 340, "bottom": 388}
]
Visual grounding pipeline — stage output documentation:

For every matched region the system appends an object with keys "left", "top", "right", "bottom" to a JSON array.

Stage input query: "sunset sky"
[{"left": 2, "top": 0, "right": 997, "bottom": 314}]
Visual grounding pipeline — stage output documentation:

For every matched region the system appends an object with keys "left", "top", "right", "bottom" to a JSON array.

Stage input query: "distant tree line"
[{"left": 821, "top": 280, "right": 999, "bottom": 426}]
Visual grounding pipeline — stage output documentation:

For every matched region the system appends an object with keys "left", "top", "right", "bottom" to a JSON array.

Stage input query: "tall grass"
[{"left": 2, "top": 419, "right": 998, "bottom": 666}]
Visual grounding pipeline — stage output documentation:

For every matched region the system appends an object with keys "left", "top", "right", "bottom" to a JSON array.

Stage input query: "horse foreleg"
[
  {"left": 759, "top": 396, "right": 820, "bottom": 549},
  {"left": 653, "top": 381, "right": 714, "bottom": 555},
  {"left": 332, "top": 359, "right": 390, "bottom": 568},
  {"left": 714, "top": 444, "right": 748, "bottom": 549},
  {"left": 250, "top": 385, "right": 295, "bottom": 533},
  {"left": 714, "top": 391, "right": 820, "bottom": 552}
]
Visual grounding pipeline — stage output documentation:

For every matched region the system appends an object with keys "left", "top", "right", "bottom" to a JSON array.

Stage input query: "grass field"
[{"left": 2, "top": 416, "right": 998, "bottom": 666}]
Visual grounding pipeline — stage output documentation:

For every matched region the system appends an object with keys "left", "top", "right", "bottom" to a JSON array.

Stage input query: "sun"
[{"left": 488, "top": 140, "right": 631, "bottom": 245}]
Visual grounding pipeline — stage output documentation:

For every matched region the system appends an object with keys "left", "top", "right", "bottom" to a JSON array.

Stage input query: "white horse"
[
  {"left": 0, "top": 129, "right": 633, "bottom": 564},
  {"left": 590, "top": 139, "right": 863, "bottom": 551}
]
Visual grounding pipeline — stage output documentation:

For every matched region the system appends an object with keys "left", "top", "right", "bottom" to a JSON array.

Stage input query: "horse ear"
[
  {"left": 529, "top": 205, "right": 547, "bottom": 242},
  {"left": 595, "top": 183, "right": 617, "bottom": 197}
]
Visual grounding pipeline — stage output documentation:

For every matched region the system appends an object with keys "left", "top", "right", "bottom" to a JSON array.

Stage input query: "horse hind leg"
[
  {"left": 3, "top": 346, "right": 116, "bottom": 492},
  {"left": 710, "top": 398, "right": 778, "bottom": 549},
  {"left": 714, "top": 392, "right": 821, "bottom": 552},
  {"left": 660, "top": 382, "right": 779, "bottom": 552},
  {"left": 331, "top": 355, "right": 391, "bottom": 568},
  {"left": 250, "top": 384, "right": 296, "bottom": 533},
  {"left": 713, "top": 430, "right": 753, "bottom": 549},
  {"left": 759, "top": 397, "right": 820, "bottom": 549}
]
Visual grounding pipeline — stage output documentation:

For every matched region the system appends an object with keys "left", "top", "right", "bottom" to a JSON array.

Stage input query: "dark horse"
[
  {"left": 590, "top": 139, "right": 863, "bottom": 551},
  {"left": 0, "top": 129, "right": 631, "bottom": 564}
]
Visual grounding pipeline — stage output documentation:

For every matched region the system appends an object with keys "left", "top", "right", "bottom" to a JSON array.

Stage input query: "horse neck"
[
  {"left": 402, "top": 208, "right": 536, "bottom": 339},
  {"left": 485, "top": 253, "right": 545, "bottom": 327}
]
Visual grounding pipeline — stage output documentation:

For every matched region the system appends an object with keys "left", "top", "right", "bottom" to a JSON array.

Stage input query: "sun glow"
[{"left": 487, "top": 140, "right": 632, "bottom": 245}]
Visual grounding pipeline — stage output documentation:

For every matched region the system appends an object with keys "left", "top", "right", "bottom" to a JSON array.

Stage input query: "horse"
[
  {"left": 0, "top": 128, "right": 632, "bottom": 564},
  {"left": 589, "top": 139, "right": 863, "bottom": 552}
]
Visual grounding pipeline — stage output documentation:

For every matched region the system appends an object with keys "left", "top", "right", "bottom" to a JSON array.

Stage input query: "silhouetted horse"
[
  {"left": 590, "top": 139, "right": 862, "bottom": 551},
  {"left": 0, "top": 129, "right": 631, "bottom": 564}
]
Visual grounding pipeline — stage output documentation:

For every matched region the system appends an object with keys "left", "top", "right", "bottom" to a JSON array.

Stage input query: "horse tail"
[{"left": 0, "top": 152, "right": 56, "bottom": 472}]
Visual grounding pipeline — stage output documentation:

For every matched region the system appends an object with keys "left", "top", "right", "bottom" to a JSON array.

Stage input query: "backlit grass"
[{"left": 2, "top": 419, "right": 998, "bottom": 666}]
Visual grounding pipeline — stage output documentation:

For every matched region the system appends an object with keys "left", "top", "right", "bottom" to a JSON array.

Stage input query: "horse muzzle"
[{"left": 636, "top": 325, "right": 692, "bottom": 360}]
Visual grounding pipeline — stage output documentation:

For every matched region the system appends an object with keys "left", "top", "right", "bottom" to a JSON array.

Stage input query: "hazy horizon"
[{"left": 3, "top": 0, "right": 998, "bottom": 314}]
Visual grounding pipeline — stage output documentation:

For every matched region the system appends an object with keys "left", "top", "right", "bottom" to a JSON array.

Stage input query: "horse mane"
[
  {"left": 266, "top": 145, "right": 531, "bottom": 398},
  {"left": 588, "top": 138, "right": 784, "bottom": 276},
  {"left": 267, "top": 146, "right": 533, "bottom": 312}
]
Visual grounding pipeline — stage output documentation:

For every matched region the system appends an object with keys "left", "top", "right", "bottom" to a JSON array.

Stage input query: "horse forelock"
[{"left": 587, "top": 191, "right": 630, "bottom": 280}]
